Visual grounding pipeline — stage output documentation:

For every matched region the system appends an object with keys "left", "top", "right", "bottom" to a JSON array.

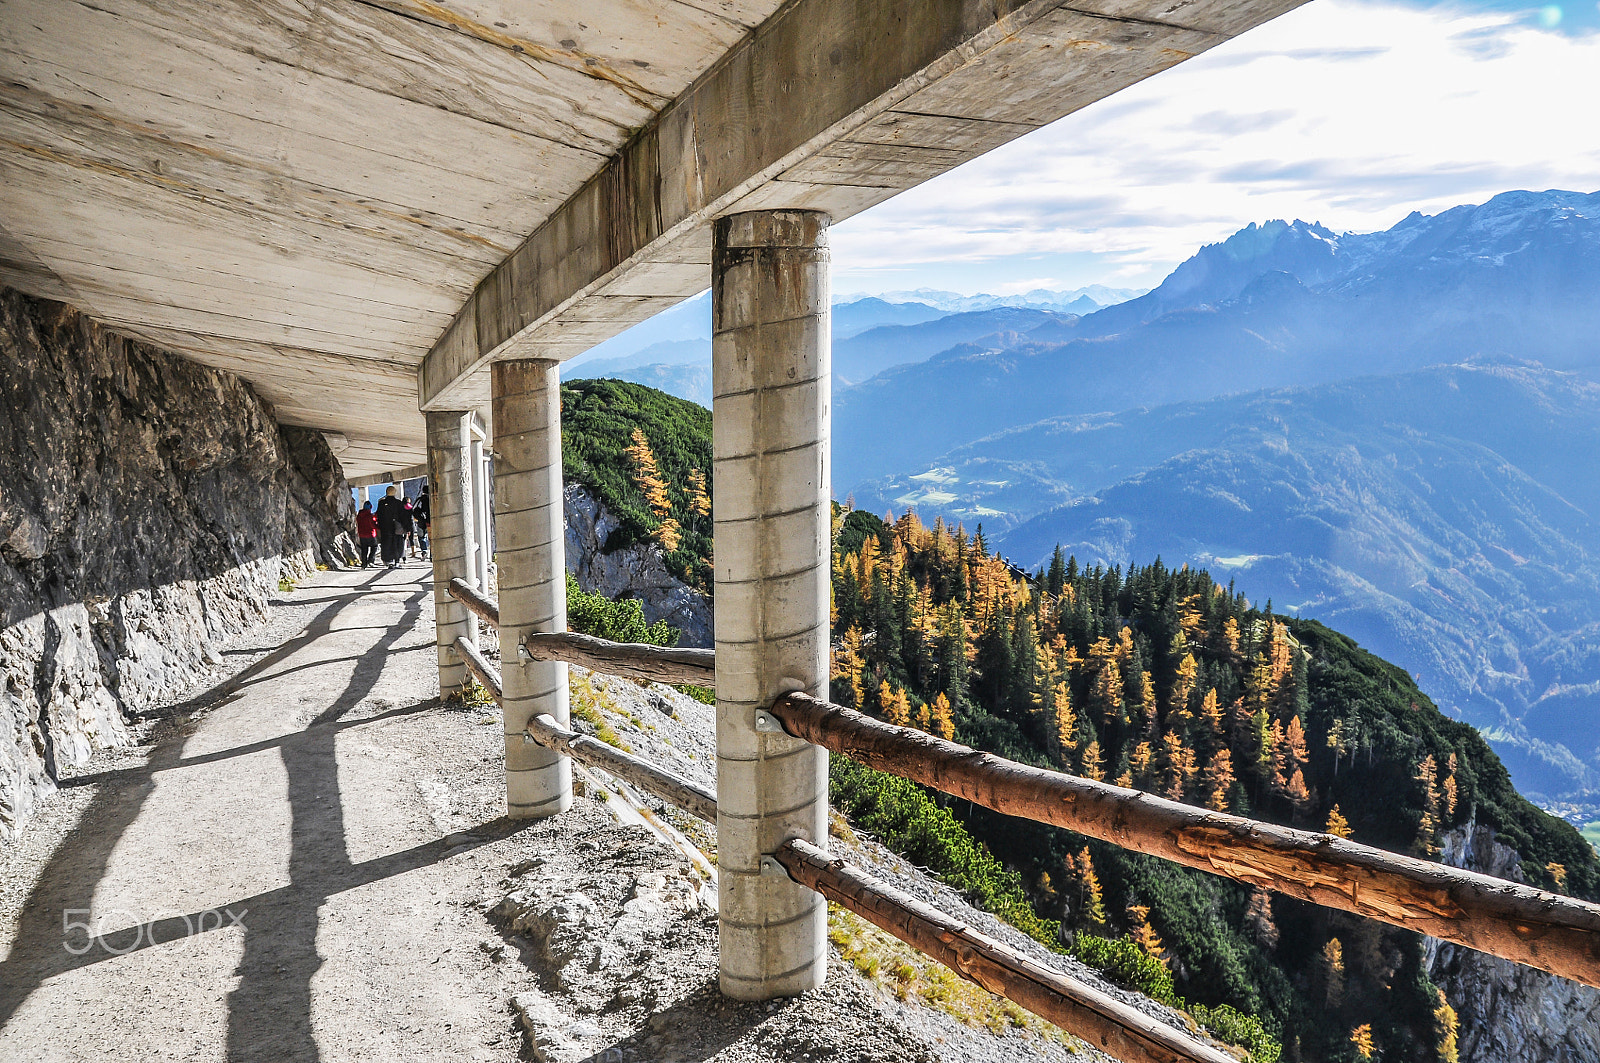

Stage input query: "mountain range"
[
  {"left": 560, "top": 286, "right": 1144, "bottom": 402},
  {"left": 840, "top": 188, "right": 1600, "bottom": 813},
  {"left": 833, "top": 190, "right": 1600, "bottom": 487}
]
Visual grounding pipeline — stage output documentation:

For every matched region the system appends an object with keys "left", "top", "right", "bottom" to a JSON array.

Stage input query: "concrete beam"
[
  {"left": 418, "top": 0, "right": 1306, "bottom": 411},
  {"left": 347, "top": 463, "right": 431, "bottom": 490}
]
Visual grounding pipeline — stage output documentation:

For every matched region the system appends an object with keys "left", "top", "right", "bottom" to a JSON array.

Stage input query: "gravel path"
[
  {"left": 0, "top": 564, "right": 1181, "bottom": 1063},
  {"left": 0, "top": 565, "right": 536, "bottom": 1062}
]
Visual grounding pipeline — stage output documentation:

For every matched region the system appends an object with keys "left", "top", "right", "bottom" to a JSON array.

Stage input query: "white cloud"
[{"left": 831, "top": 0, "right": 1600, "bottom": 292}]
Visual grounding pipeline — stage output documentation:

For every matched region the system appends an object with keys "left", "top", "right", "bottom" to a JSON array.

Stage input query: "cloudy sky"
[{"left": 830, "top": 0, "right": 1600, "bottom": 295}]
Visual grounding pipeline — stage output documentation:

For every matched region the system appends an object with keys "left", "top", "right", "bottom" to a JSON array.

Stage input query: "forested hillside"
[
  {"left": 556, "top": 379, "right": 1598, "bottom": 1061},
  {"left": 859, "top": 364, "right": 1600, "bottom": 805},
  {"left": 561, "top": 378, "right": 713, "bottom": 589},
  {"left": 829, "top": 506, "right": 1598, "bottom": 1062}
]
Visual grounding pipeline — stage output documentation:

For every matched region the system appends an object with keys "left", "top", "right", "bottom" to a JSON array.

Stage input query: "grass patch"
[
  {"left": 445, "top": 681, "right": 498, "bottom": 710},
  {"left": 675, "top": 684, "right": 716, "bottom": 706},
  {"left": 829, "top": 906, "right": 1079, "bottom": 1046},
  {"left": 570, "top": 671, "right": 630, "bottom": 751},
  {"left": 277, "top": 577, "right": 296, "bottom": 593},
  {"left": 664, "top": 806, "right": 717, "bottom": 863}
]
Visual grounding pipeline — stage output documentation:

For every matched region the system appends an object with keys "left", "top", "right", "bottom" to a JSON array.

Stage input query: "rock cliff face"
[
  {"left": 563, "top": 483, "right": 712, "bottom": 648},
  {"left": 0, "top": 289, "right": 355, "bottom": 841},
  {"left": 1426, "top": 821, "right": 1600, "bottom": 1063}
]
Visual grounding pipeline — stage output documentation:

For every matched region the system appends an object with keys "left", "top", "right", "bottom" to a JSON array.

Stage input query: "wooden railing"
[
  {"left": 768, "top": 693, "right": 1600, "bottom": 989},
  {"left": 445, "top": 580, "right": 1600, "bottom": 1055},
  {"left": 449, "top": 577, "right": 714, "bottom": 685},
  {"left": 449, "top": 630, "right": 1236, "bottom": 1063},
  {"left": 453, "top": 632, "right": 720, "bottom": 823}
]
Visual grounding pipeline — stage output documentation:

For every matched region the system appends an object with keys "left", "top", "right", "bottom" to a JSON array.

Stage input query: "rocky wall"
[
  {"left": 1426, "top": 821, "right": 1600, "bottom": 1063},
  {"left": 0, "top": 289, "right": 356, "bottom": 842},
  {"left": 563, "top": 483, "right": 712, "bottom": 648}
]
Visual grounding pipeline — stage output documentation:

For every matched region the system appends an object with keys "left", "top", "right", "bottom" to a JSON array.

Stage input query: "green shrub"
[
  {"left": 829, "top": 757, "right": 1060, "bottom": 948},
  {"left": 566, "top": 573, "right": 679, "bottom": 646},
  {"left": 1067, "top": 935, "right": 1178, "bottom": 1007},
  {"left": 1192, "top": 1003, "right": 1282, "bottom": 1063},
  {"left": 675, "top": 684, "right": 716, "bottom": 705}
]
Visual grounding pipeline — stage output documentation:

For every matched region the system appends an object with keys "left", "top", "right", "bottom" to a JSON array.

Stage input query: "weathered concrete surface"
[
  {"left": 711, "top": 211, "right": 832, "bottom": 999},
  {"left": 420, "top": 0, "right": 1308, "bottom": 412},
  {"left": 492, "top": 360, "right": 572, "bottom": 819},
  {"left": 1426, "top": 822, "right": 1600, "bottom": 1063},
  {"left": 563, "top": 483, "right": 713, "bottom": 648},
  {"left": 0, "top": 0, "right": 1303, "bottom": 468},
  {"left": 0, "top": 0, "right": 793, "bottom": 473},
  {"left": 0, "top": 288, "right": 355, "bottom": 842}
]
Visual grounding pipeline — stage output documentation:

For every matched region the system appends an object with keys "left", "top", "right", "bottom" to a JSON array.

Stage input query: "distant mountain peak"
[
  {"left": 1084, "top": 187, "right": 1600, "bottom": 335},
  {"left": 841, "top": 285, "right": 1147, "bottom": 314}
]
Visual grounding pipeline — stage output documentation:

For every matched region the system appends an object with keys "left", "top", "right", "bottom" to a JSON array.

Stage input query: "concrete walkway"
[{"left": 0, "top": 566, "right": 539, "bottom": 1062}]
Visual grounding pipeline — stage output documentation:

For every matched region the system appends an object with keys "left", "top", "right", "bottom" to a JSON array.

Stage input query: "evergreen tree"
[
  {"left": 1128, "top": 903, "right": 1167, "bottom": 968},
  {"left": 1047, "top": 544, "right": 1067, "bottom": 597},
  {"left": 1244, "top": 888, "right": 1279, "bottom": 950}
]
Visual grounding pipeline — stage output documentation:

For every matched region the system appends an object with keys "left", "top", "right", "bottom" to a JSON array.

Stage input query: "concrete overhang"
[{"left": 0, "top": 0, "right": 1304, "bottom": 475}]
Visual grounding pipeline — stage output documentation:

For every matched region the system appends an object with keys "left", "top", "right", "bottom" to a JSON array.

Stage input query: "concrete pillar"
[
  {"left": 492, "top": 359, "right": 572, "bottom": 819},
  {"left": 425, "top": 410, "right": 475, "bottom": 697},
  {"left": 711, "top": 209, "right": 831, "bottom": 1000}
]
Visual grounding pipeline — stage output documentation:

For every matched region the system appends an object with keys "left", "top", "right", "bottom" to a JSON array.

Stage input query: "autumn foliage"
[{"left": 825, "top": 504, "right": 1597, "bottom": 1063}]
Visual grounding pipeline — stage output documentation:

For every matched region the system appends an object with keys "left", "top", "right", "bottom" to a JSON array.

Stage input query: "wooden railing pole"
[
  {"left": 769, "top": 692, "right": 1600, "bottom": 989},
  {"left": 447, "top": 576, "right": 498, "bottom": 628},
  {"left": 453, "top": 636, "right": 502, "bottom": 700},
  {"left": 524, "top": 713, "right": 720, "bottom": 824},
  {"left": 521, "top": 630, "right": 714, "bottom": 687},
  {"left": 446, "top": 577, "right": 716, "bottom": 687},
  {"left": 452, "top": 636, "right": 717, "bottom": 823},
  {"left": 774, "top": 838, "right": 1234, "bottom": 1063}
]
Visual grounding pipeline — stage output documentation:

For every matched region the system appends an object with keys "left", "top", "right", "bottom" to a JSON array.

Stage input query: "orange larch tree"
[{"left": 1202, "top": 748, "right": 1235, "bottom": 811}]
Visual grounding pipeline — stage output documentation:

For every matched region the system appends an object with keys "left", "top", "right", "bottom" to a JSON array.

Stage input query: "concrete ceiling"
[{"left": 0, "top": 0, "right": 1303, "bottom": 477}]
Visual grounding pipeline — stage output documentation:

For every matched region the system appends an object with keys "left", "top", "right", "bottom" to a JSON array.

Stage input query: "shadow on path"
[
  {"left": 0, "top": 569, "right": 505, "bottom": 1063},
  {"left": 222, "top": 583, "right": 427, "bottom": 1062}
]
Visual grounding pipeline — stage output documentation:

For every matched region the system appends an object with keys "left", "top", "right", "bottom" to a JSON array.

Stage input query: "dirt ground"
[{"left": 0, "top": 565, "right": 1142, "bottom": 1063}]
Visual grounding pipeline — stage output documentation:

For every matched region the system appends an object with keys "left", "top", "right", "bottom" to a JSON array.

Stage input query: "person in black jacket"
[
  {"left": 375, "top": 486, "right": 408, "bottom": 568},
  {"left": 412, "top": 485, "right": 431, "bottom": 560}
]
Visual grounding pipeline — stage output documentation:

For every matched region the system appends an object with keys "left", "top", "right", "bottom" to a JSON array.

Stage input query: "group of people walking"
[{"left": 355, "top": 485, "right": 430, "bottom": 569}]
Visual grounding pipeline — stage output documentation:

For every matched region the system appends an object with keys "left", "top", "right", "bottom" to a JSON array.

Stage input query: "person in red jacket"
[{"left": 355, "top": 501, "right": 379, "bottom": 568}]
